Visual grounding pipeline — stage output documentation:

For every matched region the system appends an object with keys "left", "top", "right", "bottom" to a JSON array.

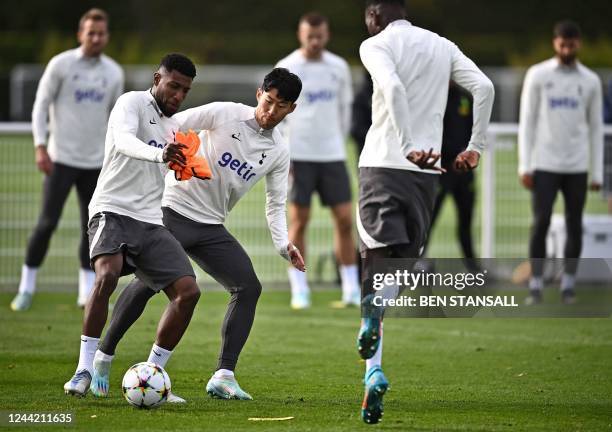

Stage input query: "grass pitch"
[{"left": 1, "top": 290, "right": 611, "bottom": 431}]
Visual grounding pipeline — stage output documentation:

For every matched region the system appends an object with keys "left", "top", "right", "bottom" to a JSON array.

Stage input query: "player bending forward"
[{"left": 88, "top": 68, "right": 305, "bottom": 401}]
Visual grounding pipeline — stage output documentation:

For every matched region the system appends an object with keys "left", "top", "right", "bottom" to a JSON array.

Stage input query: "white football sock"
[
  {"left": 213, "top": 369, "right": 235, "bottom": 379},
  {"left": 529, "top": 276, "right": 543, "bottom": 291},
  {"left": 17, "top": 265, "right": 37, "bottom": 295},
  {"left": 78, "top": 268, "right": 96, "bottom": 303},
  {"left": 288, "top": 267, "right": 309, "bottom": 297},
  {"left": 147, "top": 344, "right": 173, "bottom": 368},
  {"left": 340, "top": 264, "right": 360, "bottom": 301},
  {"left": 366, "top": 323, "right": 383, "bottom": 371},
  {"left": 93, "top": 349, "right": 114, "bottom": 376},
  {"left": 560, "top": 273, "right": 576, "bottom": 292},
  {"left": 76, "top": 335, "right": 99, "bottom": 375}
]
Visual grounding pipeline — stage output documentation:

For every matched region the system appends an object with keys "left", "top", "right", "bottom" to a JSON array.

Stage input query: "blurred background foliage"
[{"left": 1, "top": 0, "right": 611, "bottom": 71}]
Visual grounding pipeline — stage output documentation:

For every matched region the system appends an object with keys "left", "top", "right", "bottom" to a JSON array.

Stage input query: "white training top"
[
  {"left": 518, "top": 58, "right": 603, "bottom": 183},
  {"left": 358, "top": 20, "right": 495, "bottom": 173},
  {"left": 31, "top": 47, "right": 124, "bottom": 169},
  {"left": 89, "top": 90, "right": 178, "bottom": 225},
  {"left": 166, "top": 102, "right": 291, "bottom": 260},
  {"left": 275, "top": 50, "right": 353, "bottom": 162}
]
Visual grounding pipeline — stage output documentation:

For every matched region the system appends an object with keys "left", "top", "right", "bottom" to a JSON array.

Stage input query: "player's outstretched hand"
[
  {"left": 589, "top": 182, "right": 602, "bottom": 192},
  {"left": 163, "top": 142, "right": 187, "bottom": 168},
  {"left": 35, "top": 146, "right": 53, "bottom": 175},
  {"left": 520, "top": 173, "right": 534, "bottom": 190},
  {"left": 454, "top": 150, "right": 480, "bottom": 173},
  {"left": 407, "top": 148, "right": 445, "bottom": 172},
  {"left": 287, "top": 242, "right": 306, "bottom": 272}
]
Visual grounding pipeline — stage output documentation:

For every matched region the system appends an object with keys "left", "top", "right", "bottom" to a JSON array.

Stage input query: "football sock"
[
  {"left": 288, "top": 267, "right": 309, "bottom": 296},
  {"left": 340, "top": 264, "right": 360, "bottom": 301},
  {"left": 529, "top": 276, "right": 543, "bottom": 291},
  {"left": 78, "top": 268, "right": 95, "bottom": 303},
  {"left": 148, "top": 344, "right": 173, "bottom": 368},
  {"left": 560, "top": 273, "right": 575, "bottom": 292},
  {"left": 77, "top": 335, "right": 99, "bottom": 375},
  {"left": 366, "top": 324, "right": 383, "bottom": 371},
  {"left": 214, "top": 369, "right": 235, "bottom": 379},
  {"left": 17, "top": 265, "right": 37, "bottom": 295},
  {"left": 93, "top": 350, "right": 114, "bottom": 376}
]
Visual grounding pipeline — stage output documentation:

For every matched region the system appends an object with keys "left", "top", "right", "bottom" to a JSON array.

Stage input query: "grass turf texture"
[{"left": 1, "top": 291, "right": 611, "bottom": 431}]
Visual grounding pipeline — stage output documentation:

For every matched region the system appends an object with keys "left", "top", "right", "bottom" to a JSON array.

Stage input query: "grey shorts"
[
  {"left": 88, "top": 212, "right": 195, "bottom": 292},
  {"left": 162, "top": 207, "right": 260, "bottom": 292},
  {"left": 357, "top": 167, "right": 438, "bottom": 255},
  {"left": 289, "top": 161, "right": 352, "bottom": 207}
]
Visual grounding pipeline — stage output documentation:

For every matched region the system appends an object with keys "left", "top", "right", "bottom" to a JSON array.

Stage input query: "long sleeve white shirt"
[
  {"left": 358, "top": 20, "right": 494, "bottom": 173},
  {"left": 31, "top": 47, "right": 124, "bottom": 169},
  {"left": 518, "top": 58, "right": 603, "bottom": 183},
  {"left": 275, "top": 50, "right": 353, "bottom": 162},
  {"left": 89, "top": 91, "right": 178, "bottom": 225},
  {"left": 167, "top": 103, "right": 291, "bottom": 260}
]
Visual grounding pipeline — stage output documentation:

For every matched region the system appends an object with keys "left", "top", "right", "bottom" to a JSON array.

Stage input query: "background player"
[
  {"left": 89, "top": 68, "right": 305, "bottom": 401},
  {"left": 63, "top": 54, "right": 201, "bottom": 399},
  {"left": 276, "top": 12, "right": 359, "bottom": 309},
  {"left": 356, "top": 0, "right": 494, "bottom": 424},
  {"left": 11, "top": 8, "right": 124, "bottom": 311},
  {"left": 424, "top": 82, "right": 479, "bottom": 271},
  {"left": 519, "top": 20, "right": 603, "bottom": 305}
]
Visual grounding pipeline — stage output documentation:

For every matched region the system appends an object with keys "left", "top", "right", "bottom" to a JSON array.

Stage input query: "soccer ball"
[{"left": 122, "top": 362, "right": 171, "bottom": 409}]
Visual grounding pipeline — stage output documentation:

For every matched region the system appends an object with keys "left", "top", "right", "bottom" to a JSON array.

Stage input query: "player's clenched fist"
[{"left": 162, "top": 142, "right": 187, "bottom": 168}]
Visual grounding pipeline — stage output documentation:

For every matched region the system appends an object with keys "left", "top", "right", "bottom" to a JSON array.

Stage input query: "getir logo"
[{"left": 218, "top": 152, "right": 256, "bottom": 181}]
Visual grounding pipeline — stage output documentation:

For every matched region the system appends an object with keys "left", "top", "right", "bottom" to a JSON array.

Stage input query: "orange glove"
[{"left": 169, "top": 130, "right": 212, "bottom": 181}]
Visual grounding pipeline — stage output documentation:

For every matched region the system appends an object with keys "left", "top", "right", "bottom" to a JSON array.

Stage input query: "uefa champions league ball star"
[{"left": 122, "top": 362, "right": 171, "bottom": 408}]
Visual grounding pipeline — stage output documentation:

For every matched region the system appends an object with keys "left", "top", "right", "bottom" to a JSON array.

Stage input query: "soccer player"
[
  {"left": 11, "top": 8, "right": 124, "bottom": 311},
  {"left": 63, "top": 54, "right": 201, "bottom": 398},
  {"left": 276, "top": 12, "right": 360, "bottom": 309},
  {"left": 88, "top": 68, "right": 304, "bottom": 401},
  {"left": 519, "top": 20, "right": 603, "bottom": 305},
  {"left": 356, "top": 0, "right": 494, "bottom": 424}
]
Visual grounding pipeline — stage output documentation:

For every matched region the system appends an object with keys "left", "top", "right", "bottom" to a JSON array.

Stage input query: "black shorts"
[
  {"left": 289, "top": 161, "right": 352, "bottom": 207},
  {"left": 357, "top": 167, "right": 438, "bottom": 255},
  {"left": 88, "top": 212, "right": 195, "bottom": 292}
]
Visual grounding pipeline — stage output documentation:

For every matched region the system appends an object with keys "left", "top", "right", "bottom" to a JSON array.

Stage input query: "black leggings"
[
  {"left": 529, "top": 171, "right": 587, "bottom": 277},
  {"left": 426, "top": 170, "right": 476, "bottom": 260},
  {"left": 25, "top": 162, "right": 100, "bottom": 269},
  {"left": 100, "top": 208, "right": 262, "bottom": 372}
]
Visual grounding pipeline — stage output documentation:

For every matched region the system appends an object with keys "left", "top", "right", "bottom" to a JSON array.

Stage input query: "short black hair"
[
  {"left": 554, "top": 20, "right": 582, "bottom": 39},
  {"left": 79, "top": 8, "right": 108, "bottom": 30},
  {"left": 261, "top": 68, "right": 302, "bottom": 103},
  {"left": 159, "top": 53, "right": 196, "bottom": 79},
  {"left": 299, "top": 12, "right": 328, "bottom": 27},
  {"left": 365, "top": 0, "right": 405, "bottom": 8}
]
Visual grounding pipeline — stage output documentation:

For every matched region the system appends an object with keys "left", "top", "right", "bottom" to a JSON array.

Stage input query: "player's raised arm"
[
  {"left": 173, "top": 101, "right": 232, "bottom": 132},
  {"left": 359, "top": 39, "right": 414, "bottom": 158}
]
